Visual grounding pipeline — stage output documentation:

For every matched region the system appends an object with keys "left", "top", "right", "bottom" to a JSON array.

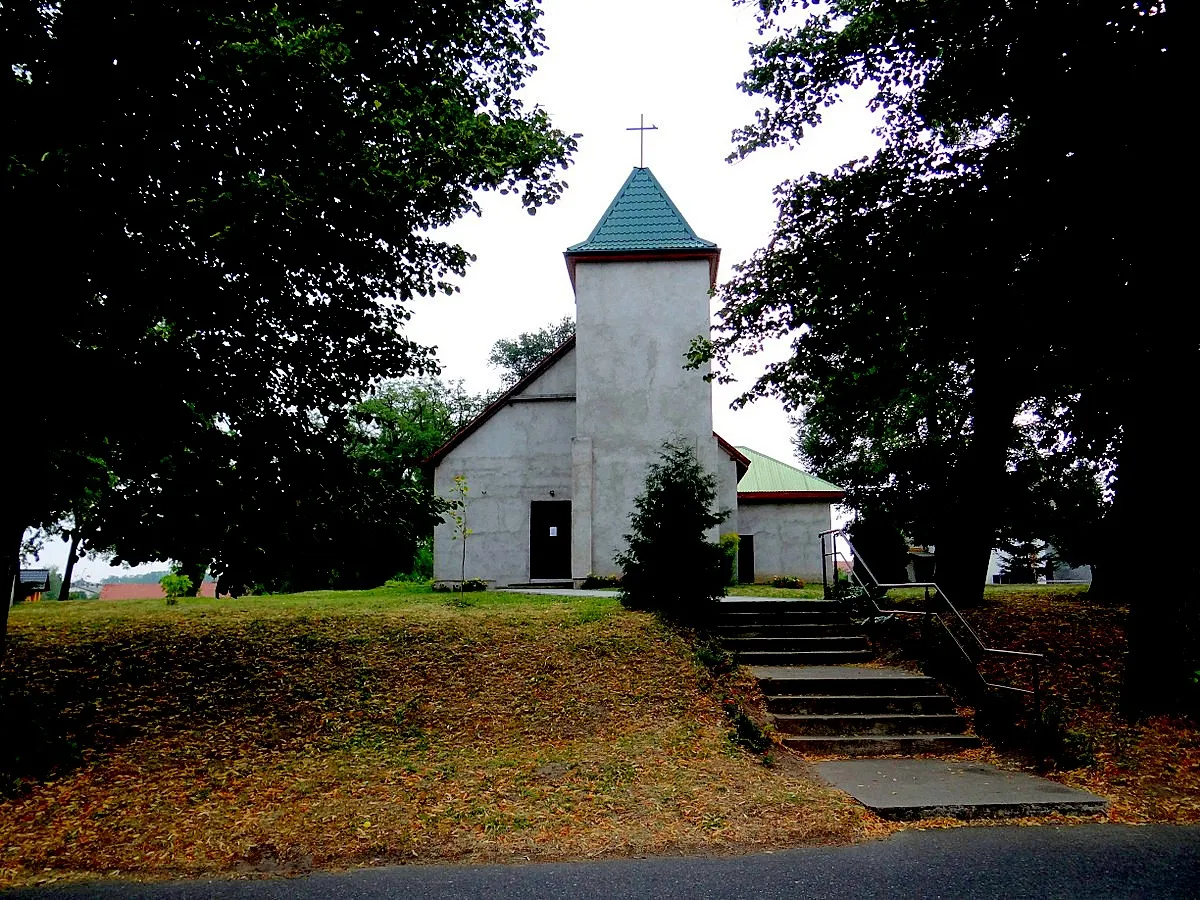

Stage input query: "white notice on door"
[{"left": 549, "top": 527, "right": 558, "bottom": 537}]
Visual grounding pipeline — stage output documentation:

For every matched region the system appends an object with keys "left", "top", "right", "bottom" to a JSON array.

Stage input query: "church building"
[{"left": 427, "top": 168, "right": 843, "bottom": 587}]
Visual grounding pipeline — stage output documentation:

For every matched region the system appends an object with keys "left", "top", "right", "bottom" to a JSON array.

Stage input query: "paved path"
[
  {"left": 506, "top": 588, "right": 619, "bottom": 597},
  {"left": 818, "top": 759, "right": 1107, "bottom": 819},
  {"left": 8, "top": 825, "right": 1198, "bottom": 899},
  {"left": 508, "top": 590, "right": 812, "bottom": 601}
]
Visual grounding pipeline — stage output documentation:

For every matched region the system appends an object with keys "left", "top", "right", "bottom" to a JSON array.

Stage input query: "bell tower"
[{"left": 564, "top": 167, "right": 721, "bottom": 578}]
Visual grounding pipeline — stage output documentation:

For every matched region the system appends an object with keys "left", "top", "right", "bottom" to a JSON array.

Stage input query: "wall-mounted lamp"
[{"left": 549, "top": 490, "right": 556, "bottom": 496}]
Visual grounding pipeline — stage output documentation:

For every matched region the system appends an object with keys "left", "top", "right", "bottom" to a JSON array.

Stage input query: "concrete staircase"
[{"left": 717, "top": 598, "right": 980, "bottom": 756}]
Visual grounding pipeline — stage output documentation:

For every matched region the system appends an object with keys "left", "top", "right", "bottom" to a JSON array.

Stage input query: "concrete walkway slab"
[
  {"left": 507, "top": 590, "right": 814, "bottom": 601},
  {"left": 817, "top": 759, "right": 1107, "bottom": 820},
  {"left": 505, "top": 588, "right": 619, "bottom": 598}
]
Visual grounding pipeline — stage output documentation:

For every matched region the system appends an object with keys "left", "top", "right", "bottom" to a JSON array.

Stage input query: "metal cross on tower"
[{"left": 626, "top": 114, "right": 658, "bottom": 168}]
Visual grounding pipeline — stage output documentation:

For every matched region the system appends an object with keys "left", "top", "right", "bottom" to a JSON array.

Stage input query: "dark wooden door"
[
  {"left": 738, "top": 534, "right": 755, "bottom": 584},
  {"left": 529, "top": 501, "right": 572, "bottom": 579}
]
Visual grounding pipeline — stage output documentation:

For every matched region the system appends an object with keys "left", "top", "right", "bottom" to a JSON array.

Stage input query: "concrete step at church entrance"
[
  {"left": 722, "top": 635, "right": 871, "bottom": 653},
  {"left": 718, "top": 611, "right": 850, "bottom": 627},
  {"left": 736, "top": 649, "right": 876, "bottom": 666},
  {"left": 783, "top": 733, "right": 981, "bottom": 754},
  {"left": 715, "top": 600, "right": 978, "bottom": 757},
  {"left": 768, "top": 693, "right": 955, "bottom": 716},
  {"left": 719, "top": 598, "right": 843, "bottom": 613},
  {"left": 716, "top": 623, "right": 864, "bottom": 639},
  {"left": 772, "top": 712, "right": 968, "bottom": 737}
]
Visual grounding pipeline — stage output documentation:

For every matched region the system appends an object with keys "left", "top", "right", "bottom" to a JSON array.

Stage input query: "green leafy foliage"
[
  {"left": 446, "top": 475, "right": 474, "bottom": 604},
  {"left": 581, "top": 573, "right": 622, "bottom": 589},
  {"left": 348, "top": 379, "right": 488, "bottom": 488},
  {"left": 616, "top": 440, "right": 730, "bottom": 624},
  {"left": 488, "top": 317, "right": 576, "bottom": 387},
  {"left": 722, "top": 700, "right": 772, "bottom": 756},
  {"left": 718, "top": 533, "right": 740, "bottom": 586},
  {"left": 846, "top": 518, "right": 911, "bottom": 587},
  {"left": 767, "top": 575, "right": 804, "bottom": 589},
  {"left": 1, "top": 0, "right": 576, "bottom": 660},
  {"left": 431, "top": 579, "right": 487, "bottom": 594},
  {"left": 159, "top": 574, "right": 193, "bottom": 606},
  {"left": 704, "top": 0, "right": 1189, "bottom": 707}
]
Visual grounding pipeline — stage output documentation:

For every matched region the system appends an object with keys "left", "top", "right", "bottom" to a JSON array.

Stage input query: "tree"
[
  {"left": 616, "top": 439, "right": 730, "bottom": 625},
  {"left": 703, "top": 0, "right": 1188, "bottom": 710},
  {"left": 488, "top": 317, "right": 575, "bottom": 386},
  {"left": 2, "top": 1, "right": 576, "bottom": 662},
  {"left": 447, "top": 475, "right": 473, "bottom": 600},
  {"left": 997, "top": 539, "right": 1051, "bottom": 585},
  {"left": 348, "top": 378, "right": 488, "bottom": 486},
  {"left": 159, "top": 573, "right": 192, "bottom": 607}
]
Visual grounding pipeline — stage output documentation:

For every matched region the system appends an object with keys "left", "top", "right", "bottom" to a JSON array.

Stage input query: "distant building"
[
  {"left": 100, "top": 581, "right": 219, "bottom": 600},
  {"left": 985, "top": 548, "right": 1092, "bottom": 584},
  {"left": 16, "top": 569, "right": 51, "bottom": 602}
]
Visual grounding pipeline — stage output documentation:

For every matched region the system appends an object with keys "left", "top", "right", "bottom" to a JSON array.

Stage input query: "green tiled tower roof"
[
  {"left": 567, "top": 167, "right": 717, "bottom": 253},
  {"left": 736, "top": 446, "right": 844, "bottom": 496}
]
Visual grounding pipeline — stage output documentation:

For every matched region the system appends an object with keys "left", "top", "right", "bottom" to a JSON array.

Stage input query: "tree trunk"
[
  {"left": 1116, "top": 400, "right": 1199, "bottom": 717},
  {"left": 933, "top": 364, "right": 1017, "bottom": 612},
  {"left": 59, "top": 531, "right": 82, "bottom": 601},
  {"left": 1, "top": 522, "right": 24, "bottom": 669},
  {"left": 177, "top": 561, "right": 207, "bottom": 597}
]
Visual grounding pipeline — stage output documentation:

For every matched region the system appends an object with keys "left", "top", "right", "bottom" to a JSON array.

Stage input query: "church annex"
[{"left": 426, "top": 167, "right": 843, "bottom": 587}]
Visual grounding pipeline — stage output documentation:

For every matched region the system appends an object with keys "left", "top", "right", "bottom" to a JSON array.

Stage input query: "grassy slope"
[{"left": 0, "top": 587, "right": 877, "bottom": 887}]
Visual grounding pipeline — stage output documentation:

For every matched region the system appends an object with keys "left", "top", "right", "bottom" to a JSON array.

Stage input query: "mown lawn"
[{"left": 0, "top": 586, "right": 878, "bottom": 888}]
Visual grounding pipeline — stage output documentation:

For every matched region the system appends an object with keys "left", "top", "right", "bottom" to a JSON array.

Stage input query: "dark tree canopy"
[
  {"left": 706, "top": 0, "right": 1188, "bottom": 709},
  {"left": 2, "top": 1, "right": 576, "bottom": 657},
  {"left": 488, "top": 316, "right": 575, "bottom": 386}
]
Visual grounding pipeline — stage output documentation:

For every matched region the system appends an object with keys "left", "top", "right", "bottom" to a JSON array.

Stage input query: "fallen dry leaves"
[
  {"left": 966, "top": 590, "right": 1200, "bottom": 825},
  {"left": 0, "top": 590, "right": 880, "bottom": 888}
]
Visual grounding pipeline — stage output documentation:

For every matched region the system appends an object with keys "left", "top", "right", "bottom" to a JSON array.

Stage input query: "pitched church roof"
[
  {"left": 564, "top": 167, "right": 721, "bottom": 290},
  {"left": 567, "top": 167, "right": 717, "bottom": 253},
  {"left": 736, "top": 446, "right": 845, "bottom": 501}
]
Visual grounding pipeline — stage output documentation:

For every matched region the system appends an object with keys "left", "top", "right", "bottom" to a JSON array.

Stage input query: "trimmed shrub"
[
  {"left": 431, "top": 578, "right": 487, "bottom": 593},
  {"left": 581, "top": 572, "right": 622, "bottom": 589},
  {"left": 719, "top": 533, "right": 740, "bottom": 586},
  {"left": 768, "top": 575, "right": 804, "bottom": 589},
  {"left": 616, "top": 439, "right": 730, "bottom": 625},
  {"left": 159, "top": 573, "right": 192, "bottom": 606}
]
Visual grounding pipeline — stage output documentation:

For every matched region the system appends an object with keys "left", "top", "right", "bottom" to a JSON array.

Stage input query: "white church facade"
[{"left": 426, "top": 168, "right": 843, "bottom": 587}]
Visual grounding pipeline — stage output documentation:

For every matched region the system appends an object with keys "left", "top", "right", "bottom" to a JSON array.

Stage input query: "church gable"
[
  {"left": 428, "top": 340, "right": 577, "bottom": 588},
  {"left": 426, "top": 337, "right": 576, "bottom": 468}
]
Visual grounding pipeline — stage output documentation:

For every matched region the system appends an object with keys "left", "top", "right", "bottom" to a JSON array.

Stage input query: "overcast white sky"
[
  {"left": 408, "top": 0, "right": 879, "bottom": 459},
  {"left": 36, "top": 0, "right": 877, "bottom": 581}
]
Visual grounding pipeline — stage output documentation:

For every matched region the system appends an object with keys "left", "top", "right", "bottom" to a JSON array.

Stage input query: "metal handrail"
[{"left": 819, "top": 528, "right": 1044, "bottom": 708}]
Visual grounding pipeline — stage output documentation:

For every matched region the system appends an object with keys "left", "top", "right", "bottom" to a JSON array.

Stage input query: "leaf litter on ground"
[{"left": 0, "top": 588, "right": 883, "bottom": 888}]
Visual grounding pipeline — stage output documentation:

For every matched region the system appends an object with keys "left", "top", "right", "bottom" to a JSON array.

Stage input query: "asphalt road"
[{"left": 6, "top": 825, "right": 1198, "bottom": 900}]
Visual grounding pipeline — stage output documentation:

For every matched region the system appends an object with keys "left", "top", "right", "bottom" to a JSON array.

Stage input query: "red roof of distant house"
[{"left": 100, "top": 581, "right": 218, "bottom": 600}]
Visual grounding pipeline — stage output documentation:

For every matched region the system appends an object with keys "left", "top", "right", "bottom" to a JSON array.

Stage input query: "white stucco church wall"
[
  {"left": 431, "top": 348, "right": 577, "bottom": 587},
  {"left": 736, "top": 502, "right": 831, "bottom": 584},
  {"left": 573, "top": 258, "right": 717, "bottom": 577},
  {"left": 426, "top": 167, "right": 843, "bottom": 588}
]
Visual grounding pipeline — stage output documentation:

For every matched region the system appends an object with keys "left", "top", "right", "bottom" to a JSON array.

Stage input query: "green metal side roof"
[
  {"left": 567, "top": 167, "right": 717, "bottom": 253},
  {"left": 736, "top": 446, "right": 844, "bottom": 495}
]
